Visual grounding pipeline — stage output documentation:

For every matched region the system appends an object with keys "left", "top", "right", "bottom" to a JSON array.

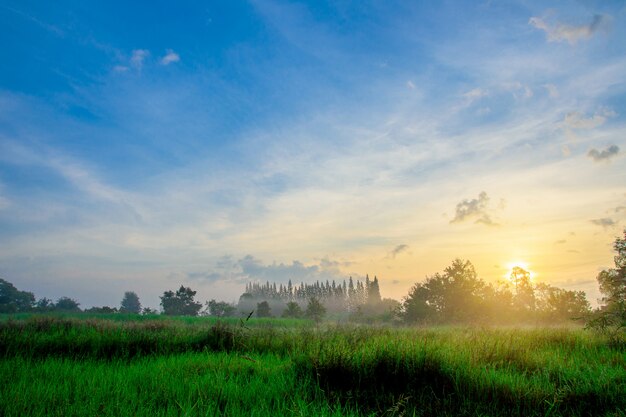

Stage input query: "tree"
[
  {"left": 120, "top": 291, "right": 141, "bottom": 314},
  {"left": 55, "top": 297, "right": 81, "bottom": 312},
  {"left": 206, "top": 299, "right": 237, "bottom": 317},
  {"left": 256, "top": 301, "right": 272, "bottom": 318},
  {"left": 160, "top": 286, "right": 203, "bottom": 316},
  {"left": 282, "top": 301, "right": 303, "bottom": 318},
  {"left": 84, "top": 306, "right": 117, "bottom": 314},
  {"left": 510, "top": 267, "right": 535, "bottom": 316},
  {"left": 305, "top": 297, "right": 326, "bottom": 323},
  {"left": 402, "top": 259, "right": 484, "bottom": 323},
  {"left": 142, "top": 307, "right": 158, "bottom": 315},
  {"left": 0, "top": 279, "right": 35, "bottom": 313},
  {"left": 34, "top": 297, "right": 55, "bottom": 312},
  {"left": 590, "top": 229, "right": 626, "bottom": 332}
]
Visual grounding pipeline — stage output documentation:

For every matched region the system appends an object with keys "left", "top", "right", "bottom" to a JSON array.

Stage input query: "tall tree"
[
  {"left": 591, "top": 229, "right": 626, "bottom": 331},
  {"left": 305, "top": 297, "right": 326, "bottom": 323},
  {"left": 160, "top": 286, "right": 202, "bottom": 316},
  {"left": 120, "top": 291, "right": 141, "bottom": 314},
  {"left": 0, "top": 279, "right": 35, "bottom": 313}
]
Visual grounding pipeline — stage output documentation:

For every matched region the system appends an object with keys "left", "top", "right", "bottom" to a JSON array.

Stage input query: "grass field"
[{"left": 0, "top": 314, "right": 624, "bottom": 416}]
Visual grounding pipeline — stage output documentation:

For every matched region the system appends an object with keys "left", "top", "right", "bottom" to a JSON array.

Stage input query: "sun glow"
[{"left": 504, "top": 261, "right": 534, "bottom": 281}]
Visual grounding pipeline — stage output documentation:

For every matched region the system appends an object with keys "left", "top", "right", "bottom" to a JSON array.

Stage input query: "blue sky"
[{"left": 1, "top": 0, "right": 625, "bottom": 308}]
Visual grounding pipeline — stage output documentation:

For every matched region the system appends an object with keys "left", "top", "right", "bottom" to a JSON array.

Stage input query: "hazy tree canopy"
[
  {"left": 282, "top": 301, "right": 303, "bottom": 318},
  {"left": 591, "top": 228, "right": 626, "bottom": 331},
  {"left": 55, "top": 297, "right": 81, "bottom": 312},
  {"left": 160, "top": 286, "right": 202, "bottom": 316},
  {"left": 120, "top": 291, "right": 141, "bottom": 314},
  {"left": 403, "top": 259, "right": 590, "bottom": 325},
  {"left": 256, "top": 301, "right": 272, "bottom": 318},
  {"left": 206, "top": 299, "right": 236, "bottom": 317},
  {"left": 0, "top": 279, "right": 35, "bottom": 313},
  {"left": 305, "top": 297, "right": 326, "bottom": 323}
]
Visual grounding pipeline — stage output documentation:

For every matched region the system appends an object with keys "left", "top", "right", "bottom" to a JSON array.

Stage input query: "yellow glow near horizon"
[{"left": 504, "top": 261, "right": 535, "bottom": 281}]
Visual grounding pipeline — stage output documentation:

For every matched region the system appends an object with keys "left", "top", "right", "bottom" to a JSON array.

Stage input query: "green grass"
[{"left": 0, "top": 315, "right": 624, "bottom": 416}]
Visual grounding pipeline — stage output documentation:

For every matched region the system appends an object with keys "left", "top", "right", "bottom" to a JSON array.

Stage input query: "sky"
[{"left": 0, "top": 0, "right": 625, "bottom": 309}]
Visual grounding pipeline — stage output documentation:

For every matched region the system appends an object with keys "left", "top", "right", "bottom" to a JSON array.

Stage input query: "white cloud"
[
  {"left": 529, "top": 14, "right": 611, "bottom": 44},
  {"left": 406, "top": 80, "right": 416, "bottom": 89},
  {"left": 563, "top": 109, "right": 615, "bottom": 130},
  {"left": 160, "top": 49, "right": 180, "bottom": 65},
  {"left": 131, "top": 49, "right": 150, "bottom": 68},
  {"left": 463, "top": 88, "right": 487, "bottom": 105}
]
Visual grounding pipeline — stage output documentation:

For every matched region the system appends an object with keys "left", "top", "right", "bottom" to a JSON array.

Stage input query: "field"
[{"left": 0, "top": 314, "right": 624, "bottom": 416}]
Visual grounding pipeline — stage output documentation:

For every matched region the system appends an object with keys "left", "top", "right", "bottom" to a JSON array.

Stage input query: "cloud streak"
[
  {"left": 160, "top": 49, "right": 180, "bottom": 65},
  {"left": 388, "top": 244, "right": 409, "bottom": 259},
  {"left": 529, "top": 14, "right": 611, "bottom": 44},
  {"left": 450, "top": 192, "right": 499, "bottom": 226},
  {"left": 590, "top": 218, "right": 616, "bottom": 229},
  {"left": 587, "top": 145, "right": 619, "bottom": 162}
]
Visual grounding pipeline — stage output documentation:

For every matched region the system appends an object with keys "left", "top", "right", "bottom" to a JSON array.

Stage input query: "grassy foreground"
[{"left": 0, "top": 315, "right": 624, "bottom": 416}]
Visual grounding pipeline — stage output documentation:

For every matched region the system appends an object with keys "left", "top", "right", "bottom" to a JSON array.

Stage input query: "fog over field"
[{"left": 0, "top": 1, "right": 625, "bottom": 309}]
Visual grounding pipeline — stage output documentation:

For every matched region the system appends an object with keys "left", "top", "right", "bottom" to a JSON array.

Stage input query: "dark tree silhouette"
[
  {"left": 256, "top": 301, "right": 272, "bottom": 317},
  {"left": 206, "top": 299, "right": 236, "bottom": 317},
  {"left": 0, "top": 279, "right": 35, "bottom": 313},
  {"left": 55, "top": 297, "right": 81, "bottom": 312},
  {"left": 120, "top": 291, "right": 141, "bottom": 314},
  {"left": 160, "top": 286, "right": 202, "bottom": 316},
  {"left": 305, "top": 297, "right": 326, "bottom": 323},
  {"left": 282, "top": 301, "right": 303, "bottom": 318}
]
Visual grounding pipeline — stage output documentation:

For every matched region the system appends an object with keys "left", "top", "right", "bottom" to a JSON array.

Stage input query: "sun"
[{"left": 504, "top": 261, "right": 534, "bottom": 281}]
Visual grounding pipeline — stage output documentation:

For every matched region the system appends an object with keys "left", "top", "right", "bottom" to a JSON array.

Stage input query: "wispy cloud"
[
  {"left": 160, "top": 49, "right": 180, "bottom": 65},
  {"left": 462, "top": 88, "right": 488, "bottom": 106},
  {"left": 450, "top": 192, "right": 499, "bottom": 227},
  {"left": 1, "top": 5, "right": 64, "bottom": 36},
  {"left": 187, "top": 254, "right": 352, "bottom": 285},
  {"left": 529, "top": 14, "right": 611, "bottom": 44},
  {"left": 388, "top": 244, "right": 409, "bottom": 259},
  {"left": 590, "top": 217, "right": 616, "bottom": 229},
  {"left": 131, "top": 49, "right": 150, "bottom": 69},
  {"left": 587, "top": 145, "right": 620, "bottom": 162},
  {"left": 563, "top": 109, "right": 614, "bottom": 130}
]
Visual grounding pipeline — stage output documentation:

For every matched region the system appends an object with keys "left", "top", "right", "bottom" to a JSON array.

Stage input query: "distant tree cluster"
[
  {"left": 239, "top": 275, "right": 382, "bottom": 316},
  {"left": 3, "top": 230, "right": 624, "bottom": 327},
  {"left": 402, "top": 259, "right": 590, "bottom": 324}
]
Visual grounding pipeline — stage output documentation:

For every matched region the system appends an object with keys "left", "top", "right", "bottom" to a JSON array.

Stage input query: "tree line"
[{"left": 1, "top": 229, "right": 624, "bottom": 329}]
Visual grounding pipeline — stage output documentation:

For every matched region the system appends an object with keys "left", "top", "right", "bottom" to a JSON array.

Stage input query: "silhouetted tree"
[
  {"left": 282, "top": 301, "right": 303, "bottom": 318},
  {"left": 142, "top": 307, "right": 158, "bottom": 315},
  {"left": 120, "top": 291, "right": 141, "bottom": 314},
  {"left": 84, "top": 306, "right": 117, "bottom": 314},
  {"left": 160, "top": 286, "right": 202, "bottom": 316},
  {"left": 305, "top": 297, "right": 326, "bottom": 323},
  {"left": 256, "top": 301, "right": 272, "bottom": 317},
  {"left": 589, "top": 229, "right": 626, "bottom": 332},
  {"left": 55, "top": 297, "right": 81, "bottom": 312},
  {"left": 0, "top": 279, "right": 35, "bottom": 313},
  {"left": 34, "top": 297, "right": 55, "bottom": 312},
  {"left": 206, "top": 299, "right": 237, "bottom": 317}
]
